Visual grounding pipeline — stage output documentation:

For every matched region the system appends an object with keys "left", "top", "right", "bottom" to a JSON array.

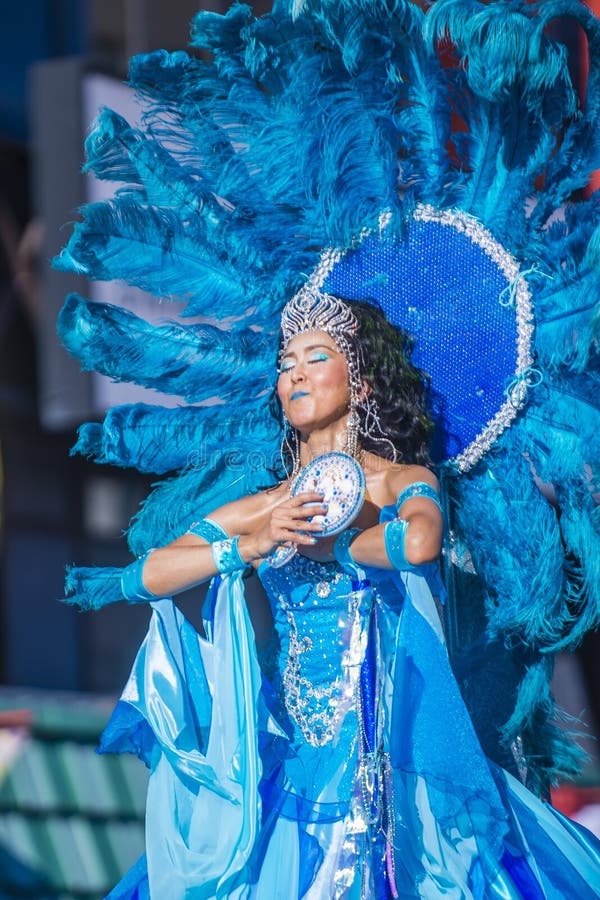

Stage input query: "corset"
[{"left": 258, "top": 554, "right": 373, "bottom": 750}]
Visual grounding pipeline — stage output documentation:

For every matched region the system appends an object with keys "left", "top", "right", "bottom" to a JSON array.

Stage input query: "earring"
[
  {"left": 359, "top": 393, "right": 399, "bottom": 462},
  {"left": 346, "top": 396, "right": 361, "bottom": 461},
  {"left": 281, "top": 413, "right": 301, "bottom": 479}
]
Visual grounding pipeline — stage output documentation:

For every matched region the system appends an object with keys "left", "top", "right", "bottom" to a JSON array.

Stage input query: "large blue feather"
[
  {"left": 73, "top": 403, "right": 279, "bottom": 474},
  {"left": 58, "top": 294, "right": 277, "bottom": 403}
]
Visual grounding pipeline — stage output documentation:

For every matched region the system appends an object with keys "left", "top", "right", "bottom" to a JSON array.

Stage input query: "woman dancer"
[
  {"left": 56, "top": 2, "right": 600, "bottom": 836},
  {"left": 103, "top": 288, "right": 600, "bottom": 899}
]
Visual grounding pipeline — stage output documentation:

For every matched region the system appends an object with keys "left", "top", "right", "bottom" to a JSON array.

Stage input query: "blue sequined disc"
[
  {"left": 267, "top": 453, "right": 366, "bottom": 568},
  {"left": 293, "top": 451, "right": 366, "bottom": 537}
]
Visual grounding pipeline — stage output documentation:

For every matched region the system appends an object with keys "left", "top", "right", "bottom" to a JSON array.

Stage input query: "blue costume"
[
  {"left": 100, "top": 485, "right": 600, "bottom": 898},
  {"left": 53, "top": 1, "right": 600, "bottom": 895}
]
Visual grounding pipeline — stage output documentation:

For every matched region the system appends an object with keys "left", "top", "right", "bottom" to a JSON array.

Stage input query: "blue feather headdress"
[{"left": 55, "top": 0, "right": 600, "bottom": 793}]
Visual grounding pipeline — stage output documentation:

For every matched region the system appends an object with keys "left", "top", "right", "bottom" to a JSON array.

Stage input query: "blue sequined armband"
[
  {"left": 211, "top": 536, "right": 247, "bottom": 574},
  {"left": 396, "top": 481, "right": 443, "bottom": 515},
  {"left": 187, "top": 517, "right": 228, "bottom": 542},
  {"left": 384, "top": 519, "right": 419, "bottom": 572},
  {"left": 121, "top": 553, "right": 157, "bottom": 602}
]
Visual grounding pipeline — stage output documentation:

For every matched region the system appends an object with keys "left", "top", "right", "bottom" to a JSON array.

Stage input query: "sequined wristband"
[
  {"left": 121, "top": 553, "right": 157, "bottom": 602},
  {"left": 211, "top": 536, "right": 247, "bottom": 574},
  {"left": 384, "top": 519, "right": 416, "bottom": 572},
  {"left": 333, "top": 528, "right": 362, "bottom": 570}
]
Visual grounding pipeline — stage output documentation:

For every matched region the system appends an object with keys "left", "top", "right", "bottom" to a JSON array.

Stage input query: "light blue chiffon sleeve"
[{"left": 100, "top": 519, "right": 265, "bottom": 898}]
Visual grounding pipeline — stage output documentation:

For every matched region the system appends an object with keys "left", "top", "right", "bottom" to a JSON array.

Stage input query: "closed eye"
[{"left": 308, "top": 354, "right": 330, "bottom": 363}]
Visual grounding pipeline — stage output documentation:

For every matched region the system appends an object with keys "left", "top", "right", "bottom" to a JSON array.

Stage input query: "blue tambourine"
[{"left": 268, "top": 452, "right": 366, "bottom": 567}]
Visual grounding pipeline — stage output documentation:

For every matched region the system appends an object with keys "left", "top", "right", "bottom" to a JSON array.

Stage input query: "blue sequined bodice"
[{"left": 258, "top": 554, "right": 371, "bottom": 749}]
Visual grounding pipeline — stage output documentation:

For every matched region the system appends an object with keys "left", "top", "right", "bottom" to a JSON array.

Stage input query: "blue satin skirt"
[{"left": 100, "top": 571, "right": 600, "bottom": 899}]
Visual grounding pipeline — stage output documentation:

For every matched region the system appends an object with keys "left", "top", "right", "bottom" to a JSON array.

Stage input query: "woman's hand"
[{"left": 243, "top": 491, "right": 328, "bottom": 560}]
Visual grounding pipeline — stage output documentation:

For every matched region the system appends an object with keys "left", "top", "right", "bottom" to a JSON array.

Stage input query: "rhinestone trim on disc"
[{"left": 293, "top": 451, "right": 366, "bottom": 537}]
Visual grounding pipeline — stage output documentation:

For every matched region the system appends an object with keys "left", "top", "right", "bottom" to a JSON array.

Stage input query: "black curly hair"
[
  {"left": 274, "top": 297, "right": 433, "bottom": 467},
  {"left": 347, "top": 299, "right": 433, "bottom": 465}
]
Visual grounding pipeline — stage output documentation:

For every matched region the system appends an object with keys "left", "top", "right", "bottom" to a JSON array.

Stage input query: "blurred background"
[
  {"left": 0, "top": 0, "right": 598, "bottom": 897},
  {"left": 0, "top": 2, "right": 273, "bottom": 896}
]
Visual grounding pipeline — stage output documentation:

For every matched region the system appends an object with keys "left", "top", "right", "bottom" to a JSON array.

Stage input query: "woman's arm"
[
  {"left": 342, "top": 467, "right": 443, "bottom": 570},
  {"left": 139, "top": 487, "right": 328, "bottom": 597}
]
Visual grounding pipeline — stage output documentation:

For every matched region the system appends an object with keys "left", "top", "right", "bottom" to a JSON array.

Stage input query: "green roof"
[{"left": 0, "top": 688, "right": 146, "bottom": 898}]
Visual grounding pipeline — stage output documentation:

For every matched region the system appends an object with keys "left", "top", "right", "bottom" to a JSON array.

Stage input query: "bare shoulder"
[
  {"left": 388, "top": 464, "right": 441, "bottom": 519},
  {"left": 364, "top": 454, "right": 438, "bottom": 508},
  {"left": 389, "top": 463, "right": 439, "bottom": 497}
]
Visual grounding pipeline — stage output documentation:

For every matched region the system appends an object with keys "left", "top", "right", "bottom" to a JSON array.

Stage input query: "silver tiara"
[
  {"left": 280, "top": 285, "right": 358, "bottom": 347},
  {"left": 279, "top": 284, "right": 399, "bottom": 463}
]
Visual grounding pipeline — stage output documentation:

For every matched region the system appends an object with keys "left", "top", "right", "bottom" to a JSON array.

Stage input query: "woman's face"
[{"left": 277, "top": 330, "right": 350, "bottom": 433}]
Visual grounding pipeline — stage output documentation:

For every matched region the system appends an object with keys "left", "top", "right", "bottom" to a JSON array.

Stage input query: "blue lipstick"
[{"left": 290, "top": 390, "right": 309, "bottom": 401}]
